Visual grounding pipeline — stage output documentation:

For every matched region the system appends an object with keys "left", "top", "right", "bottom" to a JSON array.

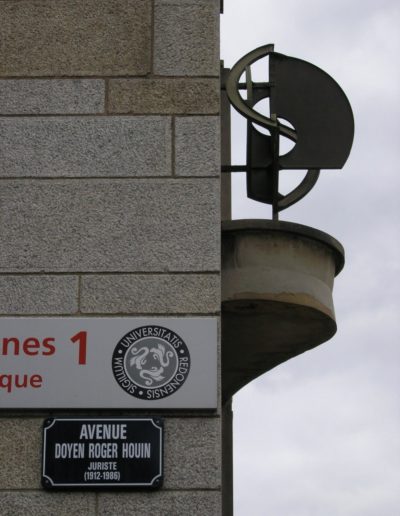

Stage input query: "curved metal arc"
[
  {"left": 245, "top": 64, "right": 252, "bottom": 105},
  {"left": 226, "top": 44, "right": 297, "bottom": 142},
  {"left": 277, "top": 169, "right": 320, "bottom": 211},
  {"left": 226, "top": 44, "right": 276, "bottom": 132},
  {"left": 277, "top": 119, "right": 297, "bottom": 143}
]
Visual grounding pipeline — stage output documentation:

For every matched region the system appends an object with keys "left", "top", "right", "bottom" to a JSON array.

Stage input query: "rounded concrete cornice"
[
  {"left": 221, "top": 218, "right": 345, "bottom": 400},
  {"left": 222, "top": 219, "right": 345, "bottom": 275}
]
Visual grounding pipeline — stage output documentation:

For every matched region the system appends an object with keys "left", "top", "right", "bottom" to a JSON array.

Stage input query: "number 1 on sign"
[{"left": 70, "top": 331, "right": 87, "bottom": 365}]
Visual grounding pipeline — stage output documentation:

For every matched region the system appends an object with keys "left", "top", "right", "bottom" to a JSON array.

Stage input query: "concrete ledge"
[
  {"left": 222, "top": 222, "right": 343, "bottom": 317},
  {"left": 221, "top": 219, "right": 344, "bottom": 400},
  {"left": 222, "top": 219, "right": 344, "bottom": 274}
]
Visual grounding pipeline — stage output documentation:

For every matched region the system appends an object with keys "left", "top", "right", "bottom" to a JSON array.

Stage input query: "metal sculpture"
[{"left": 222, "top": 44, "right": 354, "bottom": 219}]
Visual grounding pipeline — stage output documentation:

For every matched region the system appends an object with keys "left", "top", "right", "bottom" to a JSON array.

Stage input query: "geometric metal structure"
[
  {"left": 220, "top": 42, "right": 355, "bottom": 515},
  {"left": 222, "top": 44, "right": 354, "bottom": 219}
]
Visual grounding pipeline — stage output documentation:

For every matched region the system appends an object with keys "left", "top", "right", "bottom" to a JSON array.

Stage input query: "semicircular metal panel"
[{"left": 270, "top": 52, "right": 354, "bottom": 169}]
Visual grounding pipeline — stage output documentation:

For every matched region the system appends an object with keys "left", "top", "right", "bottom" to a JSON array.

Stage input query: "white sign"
[{"left": 0, "top": 317, "right": 217, "bottom": 409}]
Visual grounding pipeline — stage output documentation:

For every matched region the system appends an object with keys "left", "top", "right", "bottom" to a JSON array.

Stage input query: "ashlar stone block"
[
  {"left": 0, "top": 275, "right": 78, "bottom": 314},
  {"left": 0, "top": 492, "right": 96, "bottom": 516},
  {"left": 163, "top": 418, "right": 221, "bottom": 489},
  {"left": 108, "top": 79, "right": 219, "bottom": 114},
  {"left": 81, "top": 274, "right": 220, "bottom": 314},
  {"left": 154, "top": 0, "right": 219, "bottom": 76},
  {"left": 0, "top": 117, "right": 171, "bottom": 178},
  {"left": 0, "top": 419, "right": 42, "bottom": 489},
  {"left": 0, "top": 179, "right": 220, "bottom": 272},
  {"left": 0, "top": 0, "right": 151, "bottom": 76},
  {"left": 98, "top": 491, "right": 221, "bottom": 516},
  {"left": 175, "top": 116, "right": 220, "bottom": 176},
  {"left": 0, "top": 80, "right": 105, "bottom": 115}
]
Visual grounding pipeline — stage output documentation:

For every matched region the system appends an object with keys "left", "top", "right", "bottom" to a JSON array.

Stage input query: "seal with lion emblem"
[{"left": 112, "top": 325, "right": 190, "bottom": 400}]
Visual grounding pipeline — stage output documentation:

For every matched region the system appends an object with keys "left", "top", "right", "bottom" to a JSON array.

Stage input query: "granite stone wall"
[{"left": 0, "top": 1, "right": 221, "bottom": 514}]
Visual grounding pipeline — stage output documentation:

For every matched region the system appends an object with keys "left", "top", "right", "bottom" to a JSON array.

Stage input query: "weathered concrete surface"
[
  {"left": 0, "top": 80, "right": 105, "bottom": 114},
  {"left": 0, "top": 0, "right": 151, "bottom": 76},
  {"left": 221, "top": 220, "right": 344, "bottom": 400},
  {"left": 0, "top": 117, "right": 171, "bottom": 178},
  {"left": 223, "top": 228, "right": 339, "bottom": 318},
  {"left": 108, "top": 79, "right": 219, "bottom": 114}
]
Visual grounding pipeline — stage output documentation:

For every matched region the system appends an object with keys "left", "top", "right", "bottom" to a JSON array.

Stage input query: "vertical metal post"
[
  {"left": 222, "top": 398, "right": 234, "bottom": 516},
  {"left": 271, "top": 115, "right": 280, "bottom": 220},
  {"left": 221, "top": 64, "right": 232, "bottom": 221}
]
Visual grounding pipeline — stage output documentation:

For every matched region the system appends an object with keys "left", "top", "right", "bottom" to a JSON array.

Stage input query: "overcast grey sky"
[{"left": 221, "top": 1, "right": 400, "bottom": 514}]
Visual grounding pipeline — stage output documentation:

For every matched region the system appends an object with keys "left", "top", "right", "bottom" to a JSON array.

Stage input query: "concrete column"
[{"left": 0, "top": 1, "right": 221, "bottom": 514}]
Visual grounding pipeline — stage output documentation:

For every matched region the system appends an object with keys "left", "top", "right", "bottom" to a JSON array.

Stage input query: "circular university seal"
[{"left": 112, "top": 325, "right": 191, "bottom": 400}]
